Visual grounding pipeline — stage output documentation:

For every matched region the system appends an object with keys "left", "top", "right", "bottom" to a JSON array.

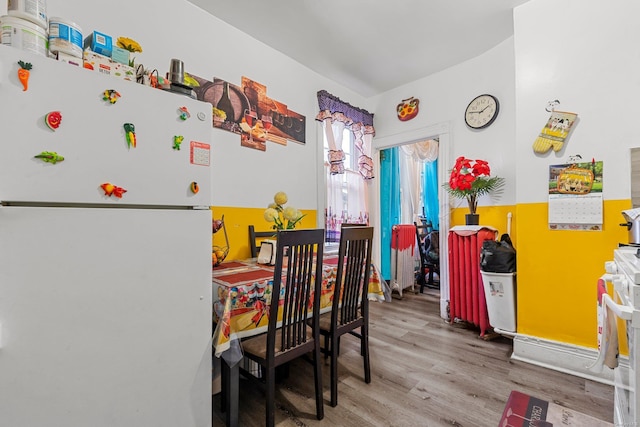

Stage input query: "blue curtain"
[
  {"left": 379, "top": 147, "right": 400, "bottom": 281},
  {"left": 422, "top": 159, "right": 440, "bottom": 230}
]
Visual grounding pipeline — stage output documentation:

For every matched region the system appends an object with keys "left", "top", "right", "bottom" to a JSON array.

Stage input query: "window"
[{"left": 323, "top": 127, "right": 368, "bottom": 244}]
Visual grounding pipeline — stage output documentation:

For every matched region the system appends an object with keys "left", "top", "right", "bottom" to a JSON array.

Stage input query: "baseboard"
[{"left": 512, "top": 334, "right": 622, "bottom": 385}]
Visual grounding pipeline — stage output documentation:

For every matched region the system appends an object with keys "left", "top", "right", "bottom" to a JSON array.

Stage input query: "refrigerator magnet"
[
  {"left": 173, "top": 135, "right": 184, "bottom": 150},
  {"left": 17, "top": 60, "right": 31, "bottom": 91},
  {"left": 34, "top": 151, "right": 64, "bottom": 164},
  {"left": 178, "top": 106, "right": 190, "bottom": 120},
  {"left": 190, "top": 182, "right": 199, "bottom": 194},
  {"left": 45, "top": 111, "right": 62, "bottom": 130},
  {"left": 123, "top": 123, "right": 136, "bottom": 148},
  {"left": 101, "top": 182, "right": 127, "bottom": 198},
  {"left": 103, "top": 90, "right": 121, "bottom": 104}
]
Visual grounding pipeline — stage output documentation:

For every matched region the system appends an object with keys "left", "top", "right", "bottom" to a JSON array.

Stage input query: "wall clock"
[{"left": 464, "top": 94, "right": 499, "bottom": 129}]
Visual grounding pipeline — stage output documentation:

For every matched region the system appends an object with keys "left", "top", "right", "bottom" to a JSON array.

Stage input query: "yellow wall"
[
  {"left": 515, "top": 199, "right": 630, "bottom": 348},
  {"left": 210, "top": 206, "right": 318, "bottom": 261},
  {"left": 451, "top": 199, "right": 630, "bottom": 349}
]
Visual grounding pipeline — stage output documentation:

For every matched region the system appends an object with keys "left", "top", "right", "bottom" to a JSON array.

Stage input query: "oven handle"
[{"left": 602, "top": 292, "right": 633, "bottom": 320}]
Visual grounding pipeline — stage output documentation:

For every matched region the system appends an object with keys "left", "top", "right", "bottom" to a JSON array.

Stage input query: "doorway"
[{"left": 370, "top": 122, "right": 451, "bottom": 320}]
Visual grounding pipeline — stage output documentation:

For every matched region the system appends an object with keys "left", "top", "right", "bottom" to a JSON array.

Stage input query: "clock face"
[{"left": 464, "top": 94, "right": 499, "bottom": 129}]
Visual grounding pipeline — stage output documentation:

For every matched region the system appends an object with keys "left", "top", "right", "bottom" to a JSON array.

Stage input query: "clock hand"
[{"left": 469, "top": 105, "right": 491, "bottom": 114}]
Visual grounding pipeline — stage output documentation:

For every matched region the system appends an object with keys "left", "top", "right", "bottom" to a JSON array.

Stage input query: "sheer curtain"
[
  {"left": 325, "top": 169, "right": 369, "bottom": 242},
  {"left": 317, "top": 90, "right": 375, "bottom": 243},
  {"left": 398, "top": 139, "right": 439, "bottom": 224}
]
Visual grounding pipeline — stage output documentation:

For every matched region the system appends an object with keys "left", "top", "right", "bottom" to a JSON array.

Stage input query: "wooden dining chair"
[
  {"left": 248, "top": 225, "right": 275, "bottom": 258},
  {"left": 319, "top": 226, "right": 373, "bottom": 407},
  {"left": 414, "top": 221, "right": 440, "bottom": 292},
  {"left": 240, "top": 228, "right": 325, "bottom": 427}
]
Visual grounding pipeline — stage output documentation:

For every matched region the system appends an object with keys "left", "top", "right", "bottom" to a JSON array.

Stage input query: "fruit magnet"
[
  {"left": 396, "top": 97, "right": 419, "bottom": 121},
  {"left": 190, "top": 182, "right": 199, "bottom": 194},
  {"left": 45, "top": 111, "right": 62, "bottom": 130},
  {"left": 101, "top": 182, "right": 127, "bottom": 198},
  {"left": 34, "top": 151, "right": 64, "bottom": 164},
  {"left": 123, "top": 123, "right": 136, "bottom": 148},
  {"left": 17, "top": 60, "right": 32, "bottom": 91},
  {"left": 103, "top": 89, "right": 121, "bottom": 104}
]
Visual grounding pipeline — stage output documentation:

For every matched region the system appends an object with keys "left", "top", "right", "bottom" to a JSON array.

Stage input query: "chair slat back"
[
  {"left": 249, "top": 225, "right": 275, "bottom": 258},
  {"left": 333, "top": 227, "right": 373, "bottom": 328},
  {"left": 414, "top": 222, "right": 439, "bottom": 265},
  {"left": 267, "top": 229, "right": 324, "bottom": 358}
]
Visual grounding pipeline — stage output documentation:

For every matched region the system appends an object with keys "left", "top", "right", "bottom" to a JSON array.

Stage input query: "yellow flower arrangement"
[
  {"left": 263, "top": 191, "right": 305, "bottom": 230},
  {"left": 116, "top": 36, "right": 143, "bottom": 68}
]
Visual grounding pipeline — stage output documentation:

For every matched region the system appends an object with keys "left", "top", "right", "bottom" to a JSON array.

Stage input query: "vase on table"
[{"left": 465, "top": 213, "right": 480, "bottom": 225}]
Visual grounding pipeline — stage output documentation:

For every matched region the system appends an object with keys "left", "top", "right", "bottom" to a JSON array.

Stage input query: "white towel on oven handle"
[{"left": 589, "top": 276, "right": 628, "bottom": 372}]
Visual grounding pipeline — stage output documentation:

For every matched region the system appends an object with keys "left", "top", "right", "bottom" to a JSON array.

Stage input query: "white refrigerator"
[{"left": 0, "top": 46, "right": 213, "bottom": 427}]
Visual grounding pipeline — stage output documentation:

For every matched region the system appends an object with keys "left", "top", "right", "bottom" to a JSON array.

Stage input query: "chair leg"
[
  {"left": 266, "top": 366, "right": 276, "bottom": 427},
  {"left": 419, "top": 268, "right": 426, "bottom": 293},
  {"left": 313, "top": 340, "right": 324, "bottom": 420},
  {"left": 220, "top": 358, "right": 227, "bottom": 411},
  {"left": 221, "top": 358, "right": 239, "bottom": 427},
  {"left": 362, "top": 325, "right": 371, "bottom": 384},
  {"left": 330, "top": 333, "right": 339, "bottom": 407}
]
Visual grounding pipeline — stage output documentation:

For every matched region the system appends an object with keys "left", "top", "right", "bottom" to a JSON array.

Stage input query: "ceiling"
[{"left": 187, "top": 0, "right": 530, "bottom": 98}]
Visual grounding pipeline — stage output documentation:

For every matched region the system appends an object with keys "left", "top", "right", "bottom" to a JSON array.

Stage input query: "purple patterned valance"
[{"left": 316, "top": 90, "right": 374, "bottom": 126}]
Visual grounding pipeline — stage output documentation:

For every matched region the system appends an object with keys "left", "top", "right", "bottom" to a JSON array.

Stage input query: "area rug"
[{"left": 499, "top": 390, "right": 613, "bottom": 426}]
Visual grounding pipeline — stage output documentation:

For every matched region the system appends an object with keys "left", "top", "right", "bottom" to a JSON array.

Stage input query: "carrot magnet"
[
  {"left": 34, "top": 151, "right": 64, "bottom": 164},
  {"left": 178, "top": 106, "right": 190, "bottom": 120},
  {"left": 103, "top": 89, "right": 121, "bottom": 104},
  {"left": 17, "top": 60, "right": 31, "bottom": 91},
  {"left": 173, "top": 135, "right": 184, "bottom": 150},
  {"left": 45, "top": 111, "right": 62, "bottom": 130},
  {"left": 123, "top": 123, "right": 136, "bottom": 148},
  {"left": 101, "top": 182, "right": 127, "bottom": 198},
  {"left": 190, "top": 182, "right": 199, "bottom": 194}
]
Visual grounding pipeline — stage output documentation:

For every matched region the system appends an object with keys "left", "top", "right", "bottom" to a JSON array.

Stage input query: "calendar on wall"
[{"left": 548, "top": 160, "right": 603, "bottom": 230}]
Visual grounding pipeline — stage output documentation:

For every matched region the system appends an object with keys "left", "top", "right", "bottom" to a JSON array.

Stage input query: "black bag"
[{"left": 480, "top": 233, "right": 516, "bottom": 273}]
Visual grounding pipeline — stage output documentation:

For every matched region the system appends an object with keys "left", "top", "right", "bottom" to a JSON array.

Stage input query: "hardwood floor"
[{"left": 213, "top": 288, "right": 614, "bottom": 426}]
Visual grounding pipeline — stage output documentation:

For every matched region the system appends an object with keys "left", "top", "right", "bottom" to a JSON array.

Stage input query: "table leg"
[{"left": 222, "top": 357, "right": 239, "bottom": 427}]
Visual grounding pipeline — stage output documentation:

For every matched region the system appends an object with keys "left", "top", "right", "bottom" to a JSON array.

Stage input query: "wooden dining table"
[{"left": 212, "top": 254, "right": 387, "bottom": 427}]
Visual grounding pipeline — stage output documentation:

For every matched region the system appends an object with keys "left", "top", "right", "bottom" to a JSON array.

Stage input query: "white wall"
[
  {"left": 0, "top": 0, "right": 369, "bottom": 210},
  {"left": 368, "top": 38, "right": 518, "bottom": 208},
  {"left": 514, "top": 0, "right": 640, "bottom": 204}
]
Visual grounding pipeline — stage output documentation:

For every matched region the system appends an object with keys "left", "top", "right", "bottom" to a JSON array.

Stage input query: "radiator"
[
  {"left": 448, "top": 227, "right": 497, "bottom": 336},
  {"left": 390, "top": 224, "right": 417, "bottom": 297}
]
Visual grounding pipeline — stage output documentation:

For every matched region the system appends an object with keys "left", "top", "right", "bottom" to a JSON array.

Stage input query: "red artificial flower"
[{"left": 445, "top": 156, "right": 505, "bottom": 214}]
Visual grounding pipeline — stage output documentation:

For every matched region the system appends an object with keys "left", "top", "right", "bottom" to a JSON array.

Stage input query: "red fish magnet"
[
  {"left": 101, "top": 182, "right": 127, "bottom": 198},
  {"left": 45, "top": 111, "right": 62, "bottom": 130}
]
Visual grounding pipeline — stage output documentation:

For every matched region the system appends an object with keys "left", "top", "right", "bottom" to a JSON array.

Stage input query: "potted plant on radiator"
[{"left": 445, "top": 156, "right": 505, "bottom": 225}]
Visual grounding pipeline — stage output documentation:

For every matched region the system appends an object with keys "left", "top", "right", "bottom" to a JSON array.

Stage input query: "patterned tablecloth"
[{"left": 212, "top": 256, "right": 386, "bottom": 357}]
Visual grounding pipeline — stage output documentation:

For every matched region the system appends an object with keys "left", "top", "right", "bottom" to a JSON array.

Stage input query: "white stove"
[{"left": 609, "top": 246, "right": 640, "bottom": 425}]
